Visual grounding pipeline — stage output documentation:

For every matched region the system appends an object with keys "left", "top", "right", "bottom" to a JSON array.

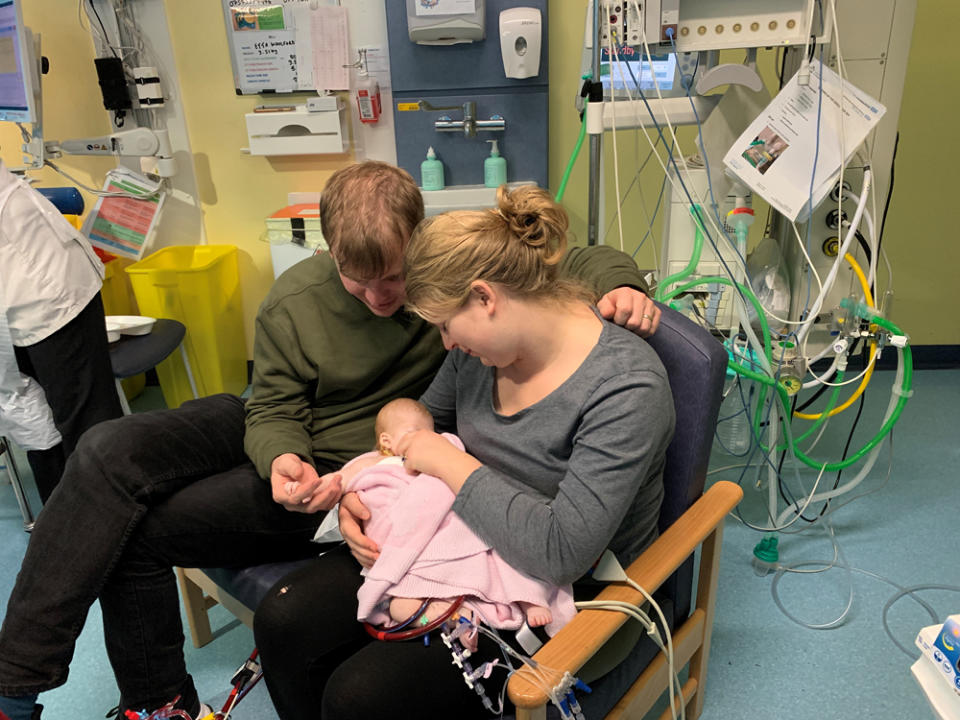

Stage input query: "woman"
[{"left": 253, "top": 186, "right": 676, "bottom": 719}]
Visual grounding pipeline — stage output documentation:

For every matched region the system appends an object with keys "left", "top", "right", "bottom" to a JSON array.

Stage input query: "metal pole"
[
  {"left": 1, "top": 437, "right": 35, "bottom": 532},
  {"left": 587, "top": 0, "right": 602, "bottom": 245}
]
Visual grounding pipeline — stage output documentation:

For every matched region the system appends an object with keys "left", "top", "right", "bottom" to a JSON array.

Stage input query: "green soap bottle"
[
  {"left": 484, "top": 139, "right": 507, "bottom": 188},
  {"left": 420, "top": 146, "right": 444, "bottom": 191}
]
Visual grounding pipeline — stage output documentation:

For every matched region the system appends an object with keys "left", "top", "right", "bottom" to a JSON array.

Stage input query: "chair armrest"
[{"left": 508, "top": 480, "right": 743, "bottom": 709}]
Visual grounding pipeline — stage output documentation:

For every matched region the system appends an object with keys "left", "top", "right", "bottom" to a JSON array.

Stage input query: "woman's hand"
[
  {"left": 597, "top": 287, "right": 661, "bottom": 338},
  {"left": 339, "top": 491, "right": 379, "bottom": 568},
  {"left": 270, "top": 453, "right": 341, "bottom": 513},
  {"left": 394, "top": 430, "right": 482, "bottom": 493}
]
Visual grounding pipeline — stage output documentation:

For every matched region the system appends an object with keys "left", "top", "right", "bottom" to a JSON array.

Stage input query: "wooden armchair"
[
  {"left": 509, "top": 480, "right": 742, "bottom": 719},
  {"left": 507, "top": 302, "right": 739, "bottom": 719}
]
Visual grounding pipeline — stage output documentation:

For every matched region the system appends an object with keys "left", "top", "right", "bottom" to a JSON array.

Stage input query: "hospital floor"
[{"left": 1, "top": 367, "right": 957, "bottom": 719}]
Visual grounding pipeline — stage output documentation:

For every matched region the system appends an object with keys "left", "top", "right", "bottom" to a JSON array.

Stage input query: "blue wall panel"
[
  {"left": 394, "top": 90, "right": 547, "bottom": 188},
  {"left": 387, "top": 1, "right": 549, "bottom": 190},
  {"left": 386, "top": 1, "right": 548, "bottom": 92}
]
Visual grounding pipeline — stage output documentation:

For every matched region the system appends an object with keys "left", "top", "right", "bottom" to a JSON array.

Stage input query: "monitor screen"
[
  {"left": 0, "top": 0, "right": 36, "bottom": 123},
  {"left": 600, "top": 49, "right": 678, "bottom": 94}
]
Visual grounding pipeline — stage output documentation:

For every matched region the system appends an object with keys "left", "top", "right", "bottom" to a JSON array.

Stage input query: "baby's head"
[{"left": 375, "top": 398, "right": 434, "bottom": 456}]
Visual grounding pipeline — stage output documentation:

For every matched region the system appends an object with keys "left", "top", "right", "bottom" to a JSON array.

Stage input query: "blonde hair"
[
  {"left": 403, "top": 185, "right": 594, "bottom": 322},
  {"left": 374, "top": 398, "right": 434, "bottom": 455},
  {"left": 319, "top": 162, "right": 424, "bottom": 279}
]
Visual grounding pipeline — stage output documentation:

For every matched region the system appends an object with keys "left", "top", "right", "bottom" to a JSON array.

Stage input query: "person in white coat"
[{"left": 0, "top": 161, "right": 122, "bottom": 501}]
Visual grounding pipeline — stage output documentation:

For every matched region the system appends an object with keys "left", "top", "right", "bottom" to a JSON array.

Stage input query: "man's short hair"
[{"left": 319, "top": 161, "right": 424, "bottom": 279}]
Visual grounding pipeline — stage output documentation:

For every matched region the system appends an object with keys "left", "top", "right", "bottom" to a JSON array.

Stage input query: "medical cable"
[
  {"left": 43, "top": 160, "right": 166, "bottom": 199},
  {"left": 793, "top": 257, "right": 877, "bottom": 412},
  {"left": 773, "top": 349, "right": 903, "bottom": 525},
  {"left": 363, "top": 596, "right": 464, "bottom": 642},
  {"left": 577, "top": 599, "right": 685, "bottom": 720},
  {"left": 607, "top": 30, "right": 628, "bottom": 251},
  {"left": 796, "top": 169, "right": 872, "bottom": 347},
  {"left": 770, "top": 523, "right": 960, "bottom": 646},
  {"left": 605, "top": 54, "right": 672, "bottom": 255},
  {"left": 882, "top": 585, "right": 960, "bottom": 658}
]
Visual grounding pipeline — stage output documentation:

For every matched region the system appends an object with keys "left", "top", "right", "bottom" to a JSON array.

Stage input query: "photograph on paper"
[{"left": 741, "top": 127, "right": 789, "bottom": 176}]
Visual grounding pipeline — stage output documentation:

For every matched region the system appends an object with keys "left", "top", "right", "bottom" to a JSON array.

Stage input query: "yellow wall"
[{"left": 6, "top": 1, "right": 957, "bottom": 353}]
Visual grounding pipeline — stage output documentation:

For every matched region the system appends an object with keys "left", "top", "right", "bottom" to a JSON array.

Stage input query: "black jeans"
[
  {"left": 254, "top": 544, "right": 514, "bottom": 720},
  {"left": 14, "top": 293, "right": 123, "bottom": 501},
  {"left": 0, "top": 394, "right": 323, "bottom": 716}
]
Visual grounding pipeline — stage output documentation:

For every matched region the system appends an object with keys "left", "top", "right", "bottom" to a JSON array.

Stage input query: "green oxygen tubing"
[
  {"left": 554, "top": 76, "right": 592, "bottom": 204},
  {"left": 655, "top": 209, "right": 912, "bottom": 472}
]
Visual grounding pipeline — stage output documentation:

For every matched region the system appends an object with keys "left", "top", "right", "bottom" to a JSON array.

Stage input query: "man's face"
[{"left": 336, "top": 255, "right": 406, "bottom": 317}]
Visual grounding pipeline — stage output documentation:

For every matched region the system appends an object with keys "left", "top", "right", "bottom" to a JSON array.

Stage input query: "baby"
[{"left": 344, "top": 398, "right": 563, "bottom": 630}]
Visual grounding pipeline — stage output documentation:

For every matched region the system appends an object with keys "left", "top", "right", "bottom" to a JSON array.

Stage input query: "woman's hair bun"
[{"left": 495, "top": 185, "right": 568, "bottom": 260}]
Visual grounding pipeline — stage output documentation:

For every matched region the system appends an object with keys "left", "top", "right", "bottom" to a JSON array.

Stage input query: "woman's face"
[
  {"left": 437, "top": 288, "right": 510, "bottom": 367},
  {"left": 336, "top": 255, "right": 406, "bottom": 317}
]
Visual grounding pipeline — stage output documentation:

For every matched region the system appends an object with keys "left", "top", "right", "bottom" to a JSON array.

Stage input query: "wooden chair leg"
[
  {"left": 687, "top": 522, "right": 726, "bottom": 720},
  {"left": 176, "top": 567, "right": 214, "bottom": 648}
]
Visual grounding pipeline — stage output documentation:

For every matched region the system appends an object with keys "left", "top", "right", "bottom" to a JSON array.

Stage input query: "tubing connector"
[
  {"left": 839, "top": 296, "right": 880, "bottom": 323},
  {"left": 891, "top": 382, "right": 914, "bottom": 398},
  {"left": 752, "top": 535, "right": 779, "bottom": 576}
]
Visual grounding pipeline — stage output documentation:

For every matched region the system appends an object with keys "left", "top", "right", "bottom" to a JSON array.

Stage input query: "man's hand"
[
  {"left": 597, "top": 287, "right": 661, "bottom": 338},
  {"left": 270, "top": 453, "right": 341, "bottom": 513},
  {"left": 339, "top": 492, "right": 379, "bottom": 568}
]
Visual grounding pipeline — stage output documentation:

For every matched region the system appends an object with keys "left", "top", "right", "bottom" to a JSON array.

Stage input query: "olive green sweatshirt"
[{"left": 244, "top": 246, "right": 649, "bottom": 479}]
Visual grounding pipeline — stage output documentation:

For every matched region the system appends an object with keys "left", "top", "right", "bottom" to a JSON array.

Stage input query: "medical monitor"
[
  {"left": 600, "top": 49, "right": 679, "bottom": 95},
  {"left": 0, "top": 0, "right": 37, "bottom": 123}
]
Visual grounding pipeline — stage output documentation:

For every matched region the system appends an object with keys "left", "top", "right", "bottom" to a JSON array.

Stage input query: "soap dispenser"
[
  {"left": 484, "top": 139, "right": 507, "bottom": 188},
  {"left": 420, "top": 147, "right": 445, "bottom": 191}
]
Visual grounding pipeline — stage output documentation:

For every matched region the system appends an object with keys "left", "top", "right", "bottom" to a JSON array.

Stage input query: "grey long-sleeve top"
[{"left": 419, "top": 318, "right": 675, "bottom": 587}]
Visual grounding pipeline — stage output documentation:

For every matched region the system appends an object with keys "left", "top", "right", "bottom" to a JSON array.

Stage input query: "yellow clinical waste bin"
[{"left": 125, "top": 245, "right": 247, "bottom": 409}]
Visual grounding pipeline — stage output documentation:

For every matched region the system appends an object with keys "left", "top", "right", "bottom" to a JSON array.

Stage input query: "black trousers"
[
  {"left": 13, "top": 293, "right": 123, "bottom": 501},
  {"left": 254, "top": 544, "right": 520, "bottom": 720},
  {"left": 0, "top": 394, "right": 323, "bottom": 717}
]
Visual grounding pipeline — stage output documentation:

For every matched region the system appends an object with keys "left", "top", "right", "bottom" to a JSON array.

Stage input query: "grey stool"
[
  {"left": 0, "top": 435, "right": 34, "bottom": 532},
  {"left": 109, "top": 319, "right": 199, "bottom": 414}
]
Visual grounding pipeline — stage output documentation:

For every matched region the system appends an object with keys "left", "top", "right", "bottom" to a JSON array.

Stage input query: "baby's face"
[{"left": 383, "top": 410, "right": 433, "bottom": 447}]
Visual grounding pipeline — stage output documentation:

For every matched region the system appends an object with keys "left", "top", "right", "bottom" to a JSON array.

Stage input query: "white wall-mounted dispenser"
[
  {"left": 244, "top": 103, "right": 347, "bottom": 156},
  {"left": 407, "top": 0, "right": 486, "bottom": 45},
  {"left": 499, "top": 7, "right": 541, "bottom": 79}
]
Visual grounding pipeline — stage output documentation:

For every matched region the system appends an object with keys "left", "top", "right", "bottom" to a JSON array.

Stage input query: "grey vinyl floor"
[{"left": 1, "top": 367, "right": 957, "bottom": 719}]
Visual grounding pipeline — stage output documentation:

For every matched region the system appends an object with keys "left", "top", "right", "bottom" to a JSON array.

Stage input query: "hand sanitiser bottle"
[
  {"left": 420, "top": 147, "right": 444, "bottom": 191},
  {"left": 484, "top": 139, "right": 507, "bottom": 188}
]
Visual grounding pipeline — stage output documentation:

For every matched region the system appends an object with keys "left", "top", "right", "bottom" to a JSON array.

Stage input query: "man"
[{"left": 0, "top": 162, "right": 660, "bottom": 720}]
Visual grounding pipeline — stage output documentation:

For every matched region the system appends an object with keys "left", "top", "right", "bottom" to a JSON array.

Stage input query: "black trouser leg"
[{"left": 15, "top": 294, "right": 122, "bottom": 501}]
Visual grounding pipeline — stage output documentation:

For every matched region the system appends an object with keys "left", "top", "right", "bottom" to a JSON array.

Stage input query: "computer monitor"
[{"left": 0, "top": 0, "right": 38, "bottom": 124}]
